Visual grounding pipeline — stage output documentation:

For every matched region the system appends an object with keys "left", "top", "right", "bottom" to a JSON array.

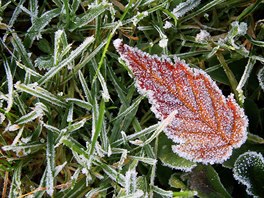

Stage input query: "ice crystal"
[
  {"left": 163, "top": 21, "right": 173, "bottom": 29},
  {"left": 159, "top": 38, "right": 168, "bottom": 48},
  {"left": 114, "top": 39, "right": 248, "bottom": 164},
  {"left": 195, "top": 30, "right": 211, "bottom": 43}
]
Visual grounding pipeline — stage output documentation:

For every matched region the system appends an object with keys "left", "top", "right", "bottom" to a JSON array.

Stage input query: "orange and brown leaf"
[{"left": 114, "top": 39, "right": 248, "bottom": 164}]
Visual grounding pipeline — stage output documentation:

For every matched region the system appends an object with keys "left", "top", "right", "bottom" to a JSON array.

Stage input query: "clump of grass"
[{"left": 0, "top": 0, "right": 264, "bottom": 197}]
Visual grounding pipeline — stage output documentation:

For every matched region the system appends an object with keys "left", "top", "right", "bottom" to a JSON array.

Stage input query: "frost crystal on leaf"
[
  {"left": 257, "top": 67, "right": 264, "bottom": 91},
  {"left": 114, "top": 39, "right": 248, "bottom": 164},
  {"left": 172, "top": 0, "right": 201, "bottom": 18},
  {"left": 195, "top": 30, "right": 211, "bottom": 43},
  {"left": 233, "top": 152, "right": 264, "bottom": 197},
  {"left": 159, "top": 38, "right": 168, "bottom": 48},
  {"left": 163, "top": 21, "right": 173, "bottom": 29}
]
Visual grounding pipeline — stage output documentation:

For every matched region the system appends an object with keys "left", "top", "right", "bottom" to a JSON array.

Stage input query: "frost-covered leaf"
[
  {"left": 114, "top": 39, "right": 248, "bottom": 164},
  {"left": 233, "top": 151, "right": 264, "bottom": 197}
]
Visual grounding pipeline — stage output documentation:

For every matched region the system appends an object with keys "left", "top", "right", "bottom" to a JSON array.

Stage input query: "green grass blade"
[
  {"left": 46, "top": 130, "right": 55, "bottom": 196},
  {"left": 78, "top": 71, "right": 93, "bottom": 104},
  {"left": 112, "top": 124, "right": 159, "bottom": 147},
  {"left": 15, "top": 83, "right": 67, "bottom": 108},
  {"left": 152, "top": 185, "right": 173, "bottom": 197},
  {"left": 111, "top": 95, "right": 145, "bottom": 122},
  {"left": 3, "top": 57, "right": 13, "bottom": 113},
  {"left": 6, "top": 0, "right": 26, "bottom": 28},
  {"left": 15, "top": 104, "right": 44, "bottom": 125},
  {"left": 89, "top": 99, "right": 105, "bottom": 159},
  {"left": 66, "top": 98, "right": 92, "bottom": 110},
  {"left": 8, "top": 161, "right": 23, "bottom": 198},
  {"left": 16, "top": 61, "right": 42, "bottom": 78},
  {"left": 99, "top": 162, "right": 126, "bottom": 187},
  {"left": 63, "top": 40, "right": 107, "bottom": 83},
  {"left": 69, "top": 3, "right": 110, "bottom": 31},
  {"left": 181, "top": 0, "right": 226, "bottom": 22},
  {"left": 11, "top": 33, "right": 34, "bottom": 69}
]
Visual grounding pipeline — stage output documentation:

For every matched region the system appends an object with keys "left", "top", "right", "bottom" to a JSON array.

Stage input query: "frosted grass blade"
[
  {"left": 69, "top": 3, "right": 110, "bottom": 31},
  {"left": 111, "top": 95, "right": 145, "bottom": 122},
  {"left": 46, "top": 131, "right": 55, "bottom": 196},
  {"left": 66, "top": 98, "right": 92, "bottom": 110},
  {"left": 25, "top": 8, "right": 61, "bottom": 47},
  {"left": 38, "top": 36, "right": 95, "bottom": 85},
  {"left": 15, "top": 83, "right": 67, "bottom": 108},
  {"left": 3, "top": 58, "right": 13, "bottom": 113},
  {"left": 11, "top": 33, "right": 34, "bottom": 69}
]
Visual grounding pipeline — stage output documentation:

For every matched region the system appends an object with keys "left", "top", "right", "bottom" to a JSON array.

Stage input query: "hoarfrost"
[
  {"left": 0, "top": 113, "right": 5, "bottom": 124},
  {"left": 257, "top": 67, "right": 264, "bottom": 91},
  {"left": 159, "top": 38, "right": 168, "bottom": 48},
  {"left": 125, "top": 169, "right": 137, "bottom": 194},
  {"left": 195, "top": 30, "right": 211, "bottom": 43},
  {"left": 172, "top": 0, "right": 201, "bottom": 18},
  {"left": 163, "top": 21, "right": 173, "bottom": 29}
]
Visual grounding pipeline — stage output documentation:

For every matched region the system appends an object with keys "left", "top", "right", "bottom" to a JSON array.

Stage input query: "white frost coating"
[
  {"left": 129, "top": 139, "right": 144, "bottom": 145},
  {"left": 219, "top": 21, "right": 248, "bottom": 50},
  {"left": 131, "top": 190, "right": 144, "bottom": 198},
  {"left": 54, "top": 29, "right": 64, "bottom": 65},
  {"left": 163, "top": 21, "right": 173, "bottom": 29},
  {"left": 142, "top": 11, "right": 149, "bottom": 16},
  {"left": 113, "top": 38, "right": 123, "bottom": 51},
  {"left": 125, "top": 169, "right": 137, "bottom": 194},
  {"left": 195, "top": 30, "right": 211, "bottom": 43},
  {"left": 82, "top": 168, "right": 88, "bottom": 174},
  {"left": 172, "top": 0, "right": 201, "bottom": 18},
  {"left": 233, "top": 151, "right": 264, "bottom": 197},
  {"left": 6, "top": 124, "right": 20, "bottom": 131},
  {"left": 46, "top": 159, "right": 54, "bottom": 196},
  {"left": 21, "top": 136, "right": 32, "bottom": 143},
  {"left": 131, "top": 11, "right": 149, "bottom": 26},
  {"left": 236, "top": 59, "right": 256, "bottom": 104},
  {"left": 159, "top": 38, "right": 168, "bottom": 48},
  {"left": 257, "top": 67, "right": 264, "bottom": 91},
  {"left": 161, "top": 159, "right": 196, "bottom": 172},
  {"left": 55, "top": 161, "right": 67, "bottom": 176},
  {"left": 231, "top": 21, "right": 248, "bottom": 36},
  {"left": 0, "top": 113, "right": 5, "bottom": 124},
  {"left": 3, "top": 59, "right": 13, "bottom": 113},
  {"left": 88, "top": 1, "right": 110, "bottom": 9}
]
